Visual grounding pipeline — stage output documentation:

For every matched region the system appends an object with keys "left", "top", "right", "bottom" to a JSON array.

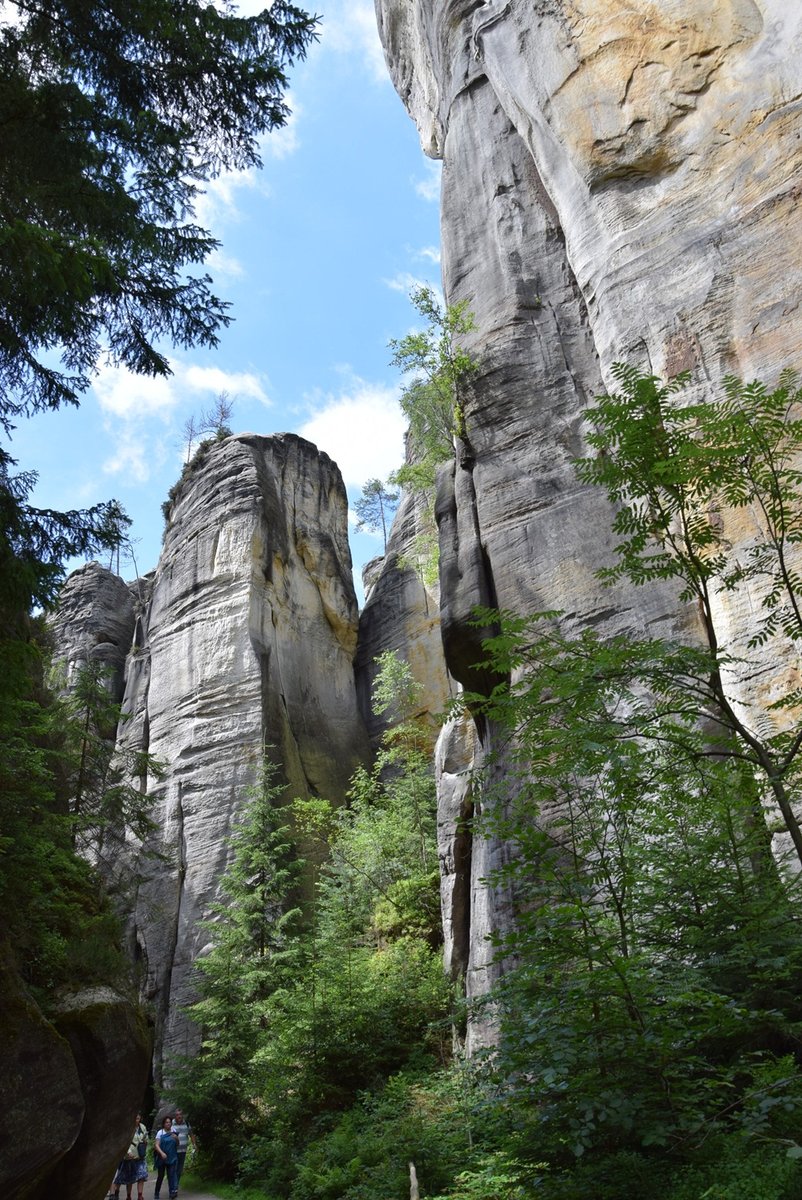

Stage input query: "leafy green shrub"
[
  {"left": 161, "top": 437, "right": 217, "bottom": 523},
  {"left": 289, "top": 1067, "right": 484, "bottom": 1200},
  {"left": 666, "top": 1138, "right": 802, "bottom": 1200}
]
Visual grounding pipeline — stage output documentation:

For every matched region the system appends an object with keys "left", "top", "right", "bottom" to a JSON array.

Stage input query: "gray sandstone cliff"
[
  {"left": 128, "top": 433, "right": 370, "bottom": 1081},
  {"left": 49, "top": 561, "right": 136, "bottom": 704},
  {"left": 356, "top": 488, "right": 453, "bottom": 746},
  {"left": 54, "top": 433, "right": 370, "bottom": 1086},
  {"left": 373, "top": 0, "right": 802, "bottom": 1041},
  {"left": 47, "top": 0, "right": 802, "bottom": 1077}
]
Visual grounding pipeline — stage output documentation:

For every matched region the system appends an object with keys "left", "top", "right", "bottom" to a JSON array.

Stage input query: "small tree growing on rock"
[{"left": 354, "top": 478, "right": 399, "bottom": 553}]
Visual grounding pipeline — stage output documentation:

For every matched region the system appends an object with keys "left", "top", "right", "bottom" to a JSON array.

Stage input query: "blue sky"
[{"left": 12, "top": 0, "right": 441, "bottom": 602}]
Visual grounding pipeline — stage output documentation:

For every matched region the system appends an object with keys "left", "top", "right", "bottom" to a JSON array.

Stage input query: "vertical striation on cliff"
[
  {"left": 356, "top": 488, "right": 453, "bottom": 747},
  {"left": 373, "top": 0, "right": 802, "bottom": 1040},
  {"left": 55, "top": 433, "right": 370, "bottom": 1085}
]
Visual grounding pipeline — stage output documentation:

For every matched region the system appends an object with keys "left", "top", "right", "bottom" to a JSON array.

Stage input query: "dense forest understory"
[
  {"left": 5, "top": 3, "right": 802, "bottom": 1198},
  {"left": 8, "top": 333, "right": 802, "bottom": 1199},
  {"left": 171, "top": 370, "right": 802, "bottom": 1200}
]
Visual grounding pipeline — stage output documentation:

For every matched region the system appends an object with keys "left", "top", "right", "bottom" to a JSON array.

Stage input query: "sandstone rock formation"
[
  {"left": 48, "top": 561, "right": 136, "bottom": 703},
  {"left": 47, "top": 0, "right": 802, "bottom": 1085},
  {"left": 356, "top": 489, "right": 453, "bottom": 746},
  {"left": 58, "top": 434, "right": 371, "bottom": 1085},
  {"left": 374, "top": 0, "right": 802, "bottom": 1039},
  {"left": 46, "top": 988, "right": 152, "bottom": 1198},
  {"left": 0, "top": 941, "right": 150, "bottom": 1200}
]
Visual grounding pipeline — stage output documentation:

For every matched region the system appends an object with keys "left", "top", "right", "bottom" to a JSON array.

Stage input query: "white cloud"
[
  {"left": 195, "top": 166, "right": 266, "bottom": 230},
  {"left": 94, "top": 360, "right": 270, "bottom": 483},
  {"left": 102, "top": 429, "right": 169, "bottom": 484},
  {"left": 206, "top": 248, "right": 245, "bottom": 280},
  {"left": 183, "top": 365, "right": 269, "bottom": 404},
  {"left": 93, "top": 363, "right": 176, "bottom": 419},
  {"left": 262, "top": 101, "right": 302, "bottom": 161},
  {"left": 384, "top": 271, "right": 433, "bottom": 296},
  {"left": 321, "top": 0, "right": 388, "bottom": 84},
  {"left": 414, "top": 159, "right": 442, "bottom": 203},
  {"left": 416, "top": 245, "right": 441, "bottom": 264},
  {"left": 194, "top": 98, "right": 302, "bottom": 229},
  {"left": 298, "top": 380, "right": 404, "bottom": 486},
  {"left": 94, "top": 361, "right": 269, "bottom": 419}
]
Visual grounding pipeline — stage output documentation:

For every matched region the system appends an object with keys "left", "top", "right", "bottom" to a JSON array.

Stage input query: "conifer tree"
[
  {"left": 0, "top": 0, "right": 317, "bottom": 416},
  {"left": 177, "top": 757, "right": 301, "bottom": 1174},
  {"left": 64, "top": 660, "right": 162, "bottom": 858}
]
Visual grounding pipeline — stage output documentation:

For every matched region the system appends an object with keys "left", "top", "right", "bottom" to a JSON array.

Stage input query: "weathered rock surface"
[
  {"left": 48, "top": 561, "right": 135, "bottom": 703},
  {"left": 375, "top": 0, "right": 802, "bottom": 1037},
  {"left": 46, "top": 0, "right": 802, "bottom": 1086},
  {"left": 47, "top": 987, "right": 151, "bottom": 1198},
  {"left": 0, "top": 941, "right": 83, "bottom": 1199},
  {"left": 0, "top": 940, "right": 150, "bottom": 1200},
  {"left": 110, "top": 433, "right": 369, "bottom": 1083},
  {"left": 356, "top": 489, "right": 453, "bottom": 745}
]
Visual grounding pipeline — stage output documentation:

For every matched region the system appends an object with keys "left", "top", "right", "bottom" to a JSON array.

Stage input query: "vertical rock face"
[
  {"left": 374, "top": 0, "right": 802, "bottom": 1036},
  {"left": 48, "top": 561, "right": 135, "bottom": 703},
  {"left": 129, "top": 433, "right": 370, "bottom": 1079},
  {"left": 356, "top": 490, "right": 453, "bottom": 745},
  {"left": 55, "top": 433, "right": 370, "bottom": 1084},
  {"left": 377, "top": 0, "right": 802, "bottom": 371}
]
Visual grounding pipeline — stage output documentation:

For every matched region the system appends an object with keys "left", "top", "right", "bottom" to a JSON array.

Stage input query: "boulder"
[
  {"left": 0, "top": 941, "right": 83, "bottom": 1199},
  {"left": 0, "top": 944, "right": 150, "bottom": 1200},
  {"left": 48, "top": 987, "right": 152, "bottom": 1199}
]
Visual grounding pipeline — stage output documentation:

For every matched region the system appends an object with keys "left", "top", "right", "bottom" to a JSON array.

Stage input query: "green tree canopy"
[
  {"left": 390, "top": 286, "right": 476, "bottom": 498},
  {"left": 354, "top": 477, "right": 399, "bottom": 552},
  {"left": 575, "top": 365, "right": 802, "bottom": 865},
  {"left": 0, "top": 0, "right": 318, "bottom": 418}
]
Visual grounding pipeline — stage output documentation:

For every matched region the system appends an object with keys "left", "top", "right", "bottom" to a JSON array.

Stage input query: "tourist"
[
  {"left": 154, "top": 1115, "right": 180, "bottom": 1200},
  {"left": 171, "top": 1108, "right": 196, "bottom": 1185},
  {"left": 111, "top": 1112, "right": 148, "bottom": 1200}
]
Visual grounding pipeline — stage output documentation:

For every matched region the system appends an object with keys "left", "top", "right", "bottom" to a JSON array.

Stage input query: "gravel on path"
[
  {"left": 169, "top": 1191, "right": 226, "bottom": 1200},
  {"left": 185, "top": 1191, "right": 233, "bottom": 1200}
]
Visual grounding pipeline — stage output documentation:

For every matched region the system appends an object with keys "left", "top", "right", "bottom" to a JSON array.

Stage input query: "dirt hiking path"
[{"left": 172, "top": 1191, "right": 226, "bottom": 1200}]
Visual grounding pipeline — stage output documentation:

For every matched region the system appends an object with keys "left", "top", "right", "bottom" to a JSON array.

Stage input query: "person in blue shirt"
[{"left": 154, "top": 1116, "right": 180, "bottom": 1200}]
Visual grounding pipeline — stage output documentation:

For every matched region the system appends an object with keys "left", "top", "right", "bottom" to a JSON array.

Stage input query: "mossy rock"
[
  {"left": 0, "top": 940, "right": 152, "bottom": 1200},
  {"left": 0, "top": 939, "right": 83, "bottom": 1198}
]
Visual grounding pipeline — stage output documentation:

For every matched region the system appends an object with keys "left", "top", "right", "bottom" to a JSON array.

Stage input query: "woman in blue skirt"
[{"left": 111, "top": 1113, "right": 148, "bottom": 1200}]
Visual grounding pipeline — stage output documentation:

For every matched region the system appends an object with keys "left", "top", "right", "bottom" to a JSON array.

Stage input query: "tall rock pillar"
[{"left": 56, "top": 433, "right": 370, "bottom": 1085}]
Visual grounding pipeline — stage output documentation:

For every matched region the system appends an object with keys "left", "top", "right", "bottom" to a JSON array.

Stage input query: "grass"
[{"left": 179, "top": 1168, "right": 278, "bottom": 1200}]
